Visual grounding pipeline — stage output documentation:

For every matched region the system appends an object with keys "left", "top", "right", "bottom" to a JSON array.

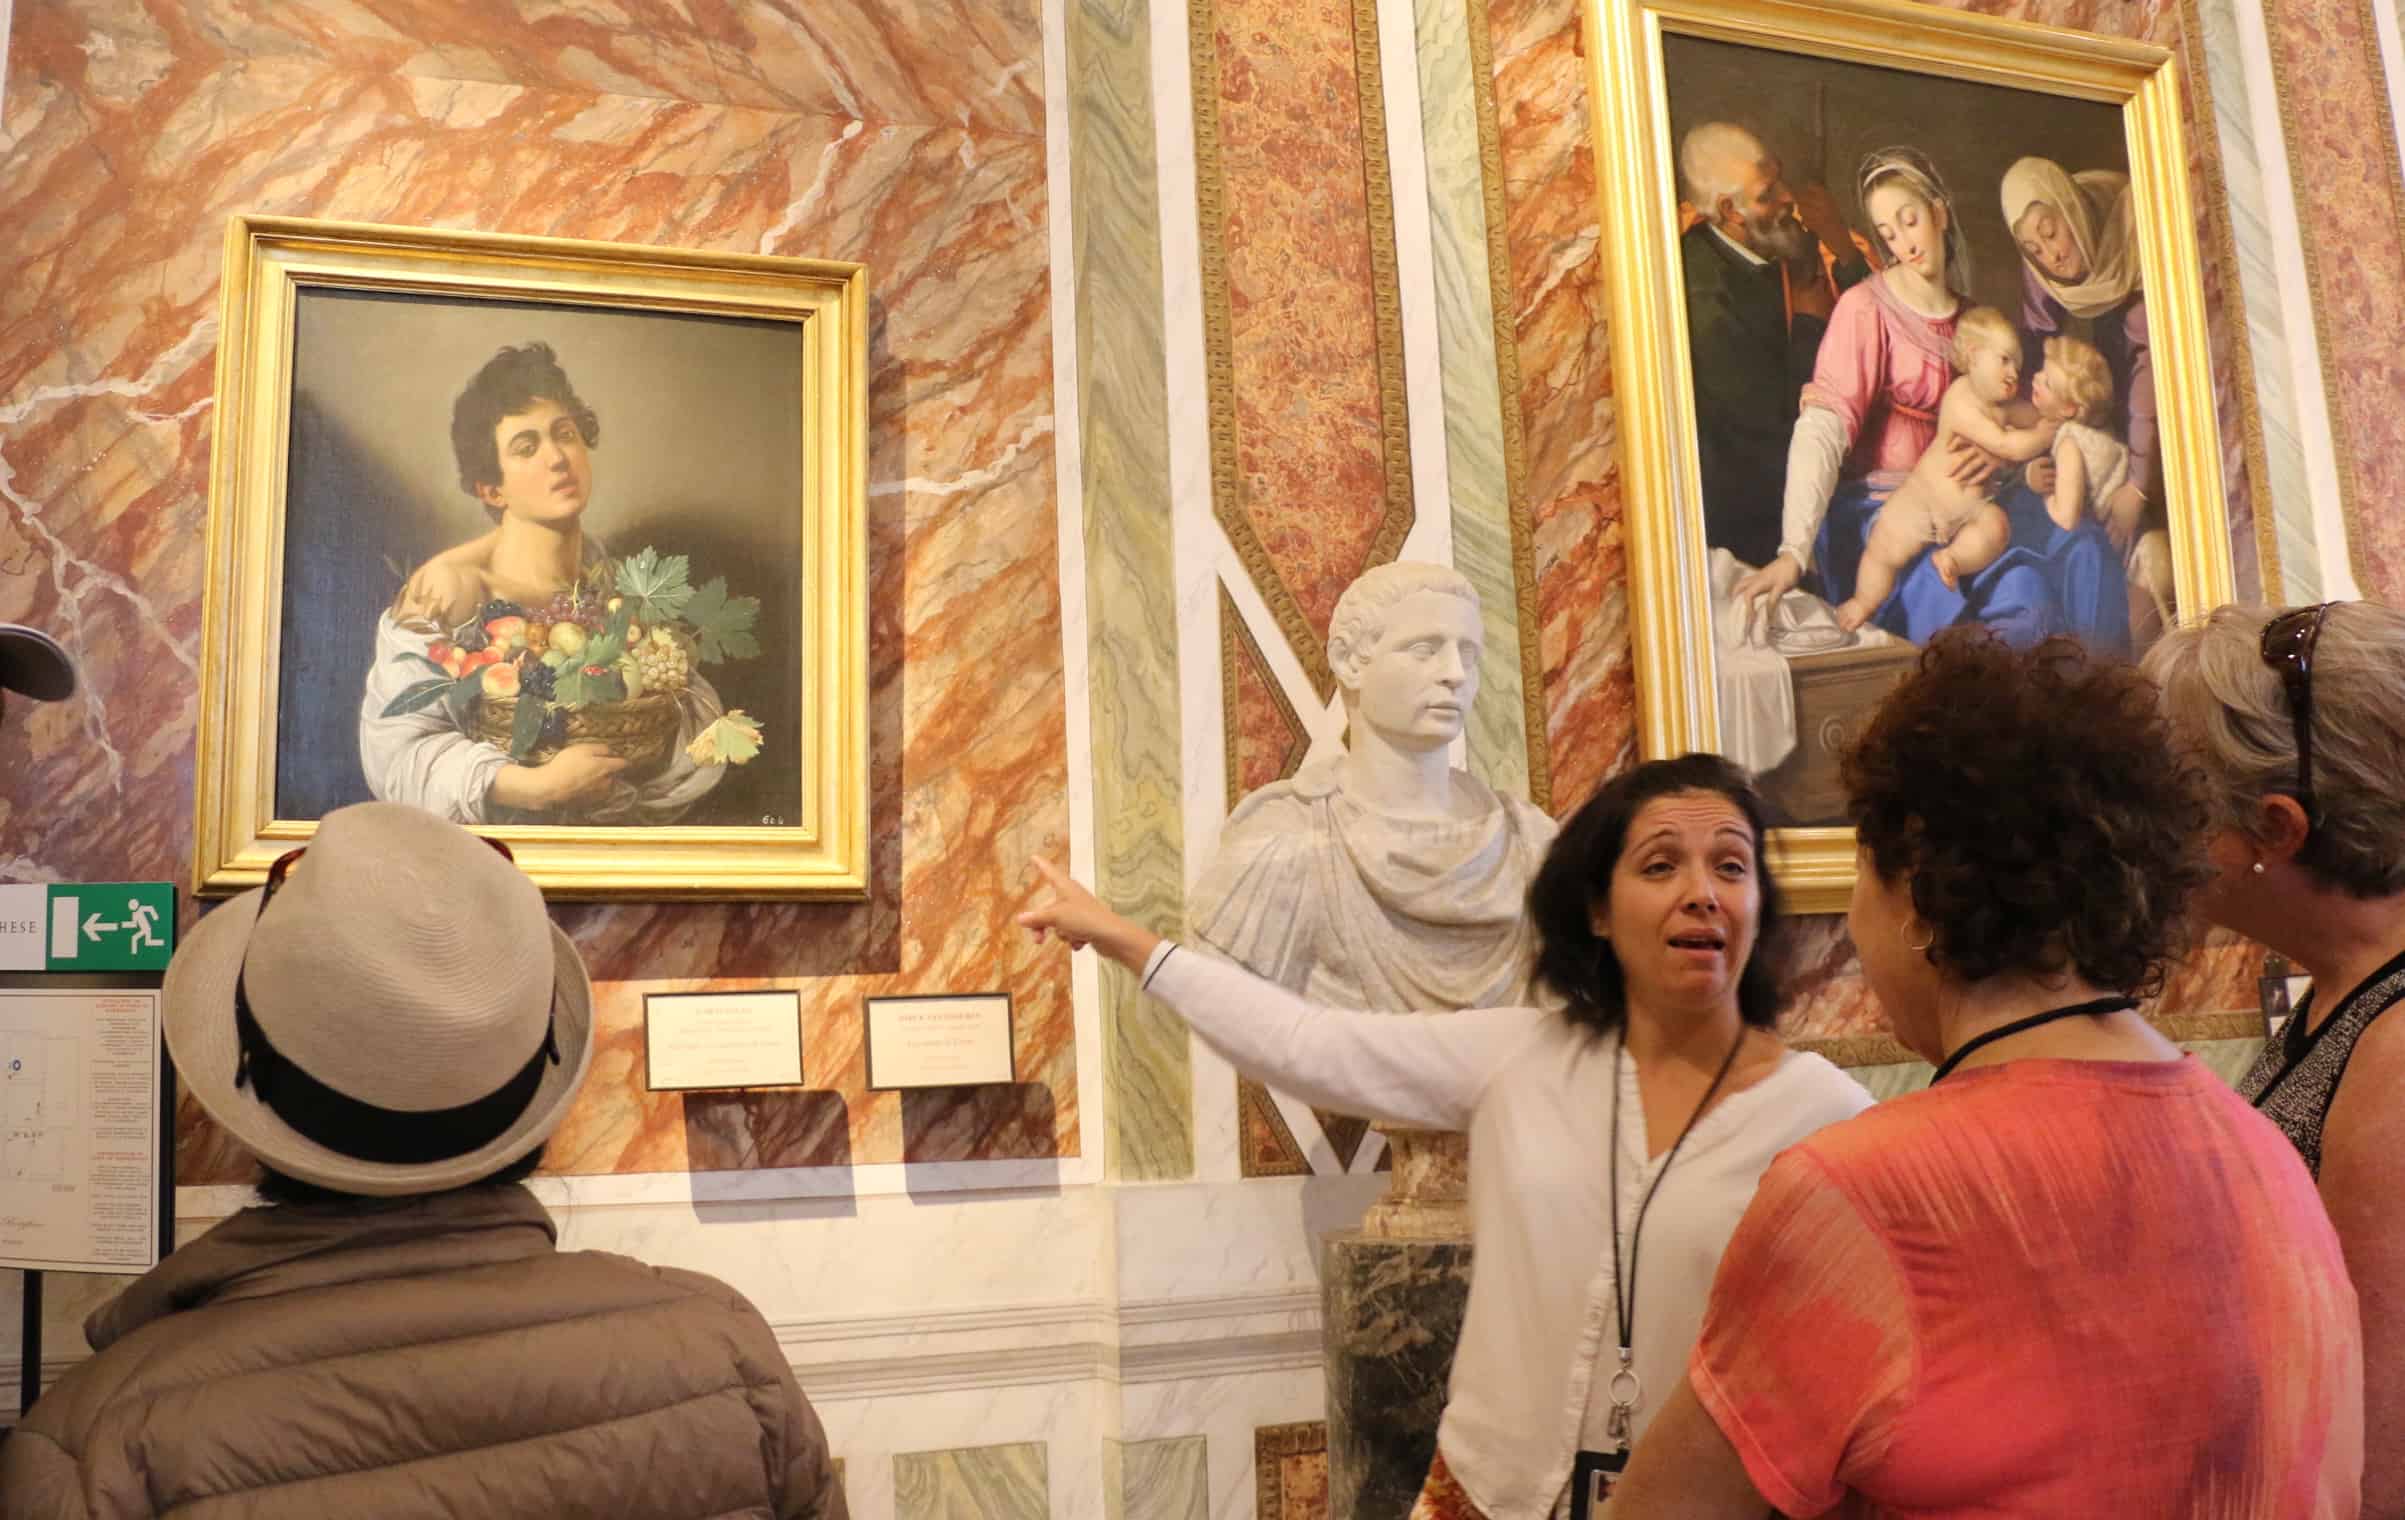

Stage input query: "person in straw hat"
[{"left": 0, "top": 802, "right": 846, "bottom": 1520}]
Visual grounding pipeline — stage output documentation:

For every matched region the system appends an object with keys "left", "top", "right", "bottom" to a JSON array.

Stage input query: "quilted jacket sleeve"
[
  {"left": 766, "top": 1355, "right": 849, "bottom": 1520},
  {"left": 672, "top": 1272, "right": 847, "bottom": 1520},
  {"left": 0, "top": 1426, "right": 93, "bottom": 1520}
]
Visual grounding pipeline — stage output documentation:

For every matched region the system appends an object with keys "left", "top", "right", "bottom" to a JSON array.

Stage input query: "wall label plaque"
[
  {"left": 643, "top": 990, "right": 804, "bottom": 1092},
  {"left": 864, "top": 993, "right": 1014, "bottom": 1090}
]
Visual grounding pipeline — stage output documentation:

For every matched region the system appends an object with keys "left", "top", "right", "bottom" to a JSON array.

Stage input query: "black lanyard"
[
  {"left": 1603, "top": 1026, "right": 1743, "bottom": 1441},
  {"left": 1927, "top": 996, "right": 2137, "bottom": 1084}
]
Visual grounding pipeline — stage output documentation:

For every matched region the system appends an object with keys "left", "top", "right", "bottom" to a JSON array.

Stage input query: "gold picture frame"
[
  {"left": 194, "top": 216, "right": 871, "bottom": 900},
  {"left": 1585, "top": 0, "right": 2235, "bottom": 911}
]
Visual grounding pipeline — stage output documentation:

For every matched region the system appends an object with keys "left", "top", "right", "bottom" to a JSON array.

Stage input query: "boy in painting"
[
  {"left": 357, "top": 342, "right": 732, "bottom": 824},
  {"left": 2029, "top": 334, "right": 2174, "bottom": 641},
  {"left": 1834, "top": 307, "right": 2060, "bottom": 631}
]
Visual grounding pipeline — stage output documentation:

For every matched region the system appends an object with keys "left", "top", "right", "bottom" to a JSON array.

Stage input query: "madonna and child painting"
[{"left": 1667, "top": 38, "right": 2182, "bottom": 823}]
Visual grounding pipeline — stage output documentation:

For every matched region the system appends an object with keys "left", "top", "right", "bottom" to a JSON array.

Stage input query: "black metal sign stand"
[{"left": 3, "top": 967, "right": 174, "bottom": 1430}]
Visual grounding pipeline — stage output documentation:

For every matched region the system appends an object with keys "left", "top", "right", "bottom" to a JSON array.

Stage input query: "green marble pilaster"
[
  {"left": 1069, "top": 0, "right": 1194, "bottom": 1179},
  {"left": 1412, "top": 0, "right": 1531, "bottom": 801},
  {"left": 896, "top": 1442, "right": 1049, "bottom": 1520},
  {"left": 1106, "top": 1436, "right": 1210, "bottom": 1520}
]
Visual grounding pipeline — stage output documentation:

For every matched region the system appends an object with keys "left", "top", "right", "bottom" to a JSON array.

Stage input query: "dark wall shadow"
[
  {"left": 899, "top": 1083, "right": 1059, "bottom": 1165},
  {"left": 681, "top": 1088, "right": 852, "bottom": 1171}
]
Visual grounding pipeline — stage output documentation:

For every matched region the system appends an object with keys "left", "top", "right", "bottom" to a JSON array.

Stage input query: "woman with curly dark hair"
[
  {"left": 1017, "top": 754, "right": 1869, "bottom": 1520},
  {"left": 1609, "top": 632, "right": 2362, "bottom": 1520}
]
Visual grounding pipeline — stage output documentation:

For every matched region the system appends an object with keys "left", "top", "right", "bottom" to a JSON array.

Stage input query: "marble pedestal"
[{"left": 1322, "top": 1229, "right": 1473, "bottom": 1519}]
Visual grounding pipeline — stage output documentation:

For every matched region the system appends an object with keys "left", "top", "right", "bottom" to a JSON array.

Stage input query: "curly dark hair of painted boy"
[
  {"left": 1529, "top": 752, "right": 1786, "bottom": 1038},
  {"left": 449, "top": 342, "right": 601, "bottom": 518},
  {"left": 1842, "top": 630, "right": 2215, "bottom": 998}
]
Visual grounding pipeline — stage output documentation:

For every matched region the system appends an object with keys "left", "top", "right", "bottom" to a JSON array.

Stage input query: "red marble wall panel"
[
  {"left": 0, "top": 1, "right": 1075, "bottom": 1180},
  {"left": 2260, "top": 0, "right": 2405, "bottom": 603},
  {"left": 1222, "top": 589, "right": 1310, "bottom": 806},
  {"left": 1207, "top": 0, "right": 1406, "bottom": 650},
  {"left": 1484, "top": 0, "right": 1630, "bottom": 817}
]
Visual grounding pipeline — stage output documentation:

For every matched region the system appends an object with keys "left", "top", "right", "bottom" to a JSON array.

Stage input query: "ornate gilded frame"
[
  {"left": 1585, "top": 0, "right": 2235, "bottom": 911},
  {"left": 194, "top": 216, "right": 871, "bottom": 900}
]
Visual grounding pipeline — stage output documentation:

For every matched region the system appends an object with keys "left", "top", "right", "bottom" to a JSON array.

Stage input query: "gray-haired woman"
[{"left": 2147, "top": 598, "right": 2405, "bottom": 1518}]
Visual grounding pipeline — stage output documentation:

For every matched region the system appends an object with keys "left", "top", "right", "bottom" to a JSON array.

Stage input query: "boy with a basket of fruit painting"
[{"left": 358, "top": 342, "right": 766, "bottom": 825}]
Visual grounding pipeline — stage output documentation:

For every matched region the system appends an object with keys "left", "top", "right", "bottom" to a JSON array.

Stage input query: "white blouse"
[{"left": 1142, "top": 943, "right": 1872, "bottom": 1520}]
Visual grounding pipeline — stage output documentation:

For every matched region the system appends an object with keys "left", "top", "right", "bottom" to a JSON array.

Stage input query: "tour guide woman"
[
  {"left": 1606, "top": 633, "right": 2361, "bottom": 1518},
  {"left": 2148, "top": 599, "right": 2405, "bottom": 1518},
  {"left": 1020, "top": 754, "right": 1870, "bottom": 1520}
]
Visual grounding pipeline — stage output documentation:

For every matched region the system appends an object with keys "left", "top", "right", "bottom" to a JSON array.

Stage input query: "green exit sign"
[{"left": 0, "top": 882, "right": 175, "bottom": 972}]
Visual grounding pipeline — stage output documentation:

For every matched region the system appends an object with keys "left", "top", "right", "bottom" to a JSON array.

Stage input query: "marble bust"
[{"left": 1190, "top": 560, "right": 1556, "bottom": 1236}]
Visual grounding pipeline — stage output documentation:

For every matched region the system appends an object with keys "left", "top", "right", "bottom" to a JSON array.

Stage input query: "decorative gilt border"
[
  {"left": 1220, "top": 585, "right": 1311, "bottom": 810},
  {"left": 2173, "top": 0, "right": 2282, "bottom": 601},
  {"left": 1187, "top": 0, "right": 1418, "bottom": 705},
  {"left": 1238, "top": 1076, "right": 1314, "bottom": 1176},
  {"left": 1583, "top": 0, "right": 2237, "bottom": 913},
  {"left": 1254, "top": 1420, "right": 1330, "bottom": 1520},
  {"left": 1347, "top": 0, "right": 1425, "bottom": 591},
  {"left": 1463, "top": 0, "right": 1556, "bottom": 812},
  {"left": 194, "top": 215, "right": 872, "bottom": 900},
  {"left": 2261, "top": 0, "right": 2400, "bottom": 598}
]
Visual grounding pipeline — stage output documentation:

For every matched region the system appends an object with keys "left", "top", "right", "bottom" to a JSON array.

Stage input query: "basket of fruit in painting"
[{"left": 382, "top": 546, "right": 766, "bottom": 780}]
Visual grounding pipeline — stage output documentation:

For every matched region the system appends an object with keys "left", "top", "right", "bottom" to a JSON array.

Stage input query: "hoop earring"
[{"left": 1903, "top": 918, "right": 1934, "bottom": 953}]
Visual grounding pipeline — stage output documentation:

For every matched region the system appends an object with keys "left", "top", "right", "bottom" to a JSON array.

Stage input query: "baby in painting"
[
  {"left": 1834, "top": 306, "right": 2060, "bottom": 631},
  {"left": 2029, "top": 333, "right": 2175, "bottom": 640}
]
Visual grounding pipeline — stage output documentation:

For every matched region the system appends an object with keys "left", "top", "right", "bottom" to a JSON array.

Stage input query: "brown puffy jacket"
[{"left": 0, "top": 1186, "right": 846, "bottom": 1520}]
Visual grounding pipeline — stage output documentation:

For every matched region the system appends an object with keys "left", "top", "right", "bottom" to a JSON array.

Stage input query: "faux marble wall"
[
  {"left": 2258, "top": 0, "right": 2405, "bottom": 603},
  {"left": 0, "top": 0, "right": 1080, "bottom": 1180}
]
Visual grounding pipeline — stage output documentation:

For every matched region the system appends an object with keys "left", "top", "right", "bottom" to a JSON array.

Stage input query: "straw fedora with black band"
[
  {"left": 0, "top": 622, "right": 75, "bottom": 702},
  {"left": 164, "top": 801, "right": 595, "bottom": 1197}
]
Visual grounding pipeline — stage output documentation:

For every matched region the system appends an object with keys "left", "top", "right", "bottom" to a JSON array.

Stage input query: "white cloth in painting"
[
  {"left": 357, "top": 611, "right": 727, "bottom": 827},
  {"left": 1708, "top": 547, "right": 1902, "bottom": 777},
  {"left": 2056, "top": 420, "right": 2132, "bottom": 527},
  {"left": 1187, "top": 753, "right": 1556, "bottom": 1012},
  {"left": 1139, "top": 943, "right": 1873, "bottom": 1520}
]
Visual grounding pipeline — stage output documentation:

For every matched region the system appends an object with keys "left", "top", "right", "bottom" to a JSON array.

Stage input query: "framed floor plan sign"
[
  {"left": 194, "top": 216, "right": 871, "bottom": 899},
  {"left": 1584, "top": 0, "right": 2234, "bottom": 909}
]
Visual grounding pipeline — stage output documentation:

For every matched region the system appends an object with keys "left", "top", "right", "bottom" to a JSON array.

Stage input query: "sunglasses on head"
[{"left": 2259, "top": 603, "right": 2335, "bottom": 823}]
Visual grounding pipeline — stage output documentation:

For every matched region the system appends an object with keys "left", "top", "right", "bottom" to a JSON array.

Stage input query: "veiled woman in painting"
[{"left": 2003, "top": 154, "right": 2175, "bottom": 639}]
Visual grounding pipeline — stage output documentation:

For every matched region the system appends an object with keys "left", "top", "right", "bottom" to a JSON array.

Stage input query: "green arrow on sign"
[{"left": 44, "top": 883, "right": 175, "bottom": 971}]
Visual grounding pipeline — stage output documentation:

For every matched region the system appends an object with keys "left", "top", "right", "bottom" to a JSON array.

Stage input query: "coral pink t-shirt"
[{"left": 1691, "top": 1056, "right": 2362, "bottom": 1518}]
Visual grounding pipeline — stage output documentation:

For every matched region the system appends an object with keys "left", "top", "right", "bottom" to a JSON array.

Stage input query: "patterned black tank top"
[{"left": 2238, "top": 944, "right": 2405, "bottom": 1177}]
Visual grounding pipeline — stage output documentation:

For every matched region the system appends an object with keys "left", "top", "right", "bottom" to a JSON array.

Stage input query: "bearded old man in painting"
[{"left": 1677, "top": 122, "right": 1873, "bottom": 572}]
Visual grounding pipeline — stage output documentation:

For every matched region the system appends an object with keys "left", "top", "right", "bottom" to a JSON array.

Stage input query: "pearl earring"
[{"left": 2252, "top": 861, "right": 2267, "bottom": 875}]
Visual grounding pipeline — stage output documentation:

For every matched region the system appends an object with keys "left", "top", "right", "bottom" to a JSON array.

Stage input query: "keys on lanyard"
[{"left": 1605, "top": 1348, "right": 1641, "bottom": 1446}]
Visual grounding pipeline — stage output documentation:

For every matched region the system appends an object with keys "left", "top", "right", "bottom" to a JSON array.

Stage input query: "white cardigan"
[{"left": 1143, "top": 944, "right": 1872, "bottom": 1520}]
